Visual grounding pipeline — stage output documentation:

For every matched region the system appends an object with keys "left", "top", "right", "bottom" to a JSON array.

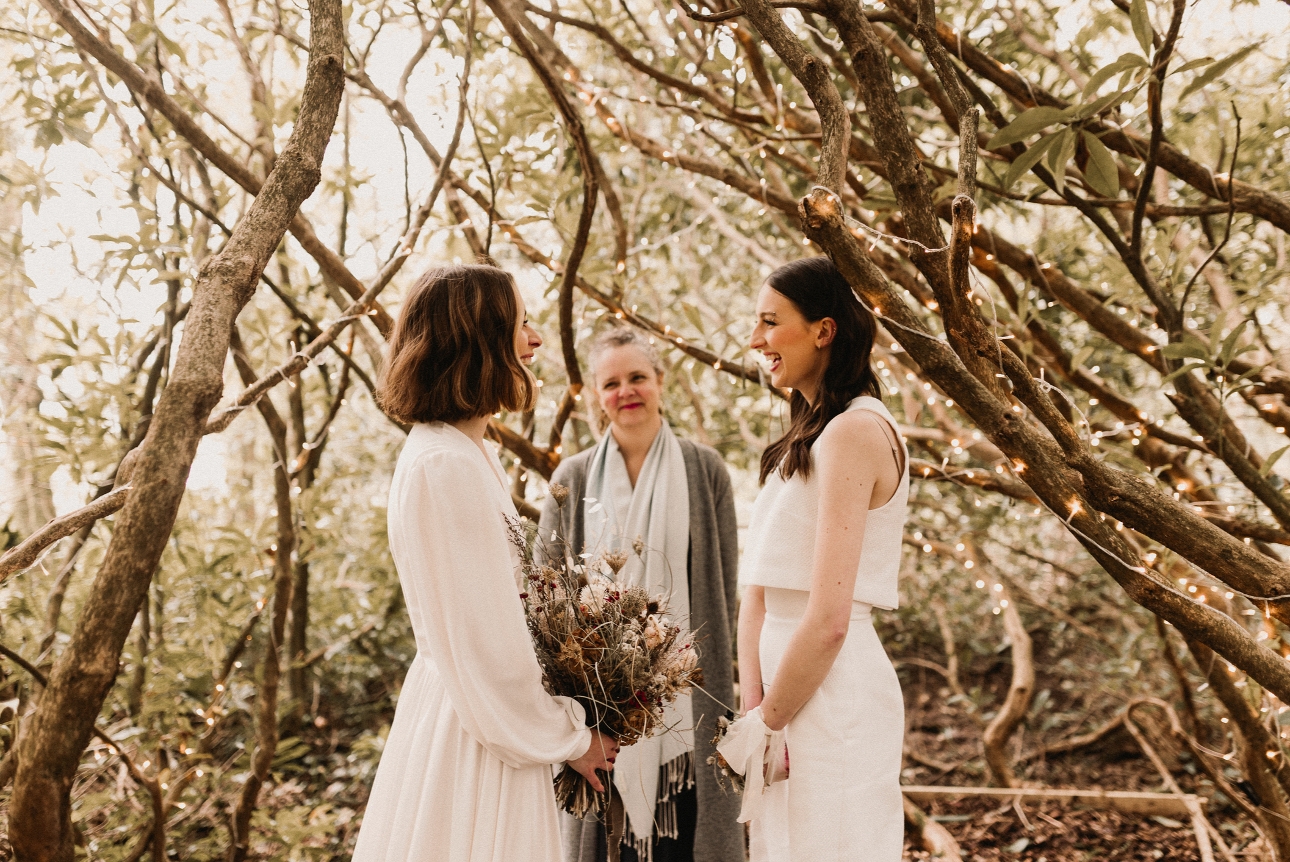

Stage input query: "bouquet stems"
[{"left": 554, "top": 765, "right": 610, "bottom": 819}]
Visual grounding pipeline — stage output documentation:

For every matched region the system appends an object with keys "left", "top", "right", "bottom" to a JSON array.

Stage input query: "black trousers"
[{"left": 594, "top": 785, "right": 698, "bottom": 862}]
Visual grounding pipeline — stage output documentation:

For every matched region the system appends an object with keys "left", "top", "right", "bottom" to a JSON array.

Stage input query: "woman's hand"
[
  {"left": 742, "top": 684, "right": 764, "bottom": 716},
  {"left": 566, "top": 730, "right": 619, "bottom": 792}
]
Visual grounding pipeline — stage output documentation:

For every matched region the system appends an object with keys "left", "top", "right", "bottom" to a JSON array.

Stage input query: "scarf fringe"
[{"left": 621, "top": 751, "right": 695, "bottom": 862}]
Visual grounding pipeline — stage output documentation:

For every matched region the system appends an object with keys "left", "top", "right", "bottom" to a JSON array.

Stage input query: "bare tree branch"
[{"left": 0, "top": 487, "right": 132, "bottom": 584}]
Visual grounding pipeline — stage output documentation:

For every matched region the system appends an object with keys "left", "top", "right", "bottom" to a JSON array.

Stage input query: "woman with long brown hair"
[
  {"left": 353, "top": 264, "right": 617, "bottom": 862},
  {"left": 721, "top": 256, "right": 908, "bottom": 861}
]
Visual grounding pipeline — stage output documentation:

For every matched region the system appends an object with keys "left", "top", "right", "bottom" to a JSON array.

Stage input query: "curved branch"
[
  {"left": 908, "top": 458, "right": 1036, "bottom": 502},
  {"left": 43, "top": 0, "right": 393, "bottom": 336},
  {"left": 1129, "top": 0, "right": 1186, "bottom": 276},
  {"left": 204, "top": 280, "right": 387, "bottom": 434},
  {"left": 483, "top": 0, "right": 597, "bottom": 449},
  {"left": 740, "top": 0, "right": 850, "bottom": 193},
  {"left": 0, "top": 487, "right": 131, "bottom": 583},
  {"left": 979, "top": 574, "right": 1034, "bottom": 788},
  {"left": 685, "top": 1, "right": 827, "bottom": 23}
]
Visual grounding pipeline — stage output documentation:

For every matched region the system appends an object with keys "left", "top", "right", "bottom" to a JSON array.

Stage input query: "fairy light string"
[{"left": 808, "top": 187, "right": 1290, "bottom": 724}]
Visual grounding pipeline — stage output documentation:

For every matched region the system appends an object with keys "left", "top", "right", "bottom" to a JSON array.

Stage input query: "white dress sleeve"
[{"left": 394, "top": 450, "right": 592, "bottom": 769}]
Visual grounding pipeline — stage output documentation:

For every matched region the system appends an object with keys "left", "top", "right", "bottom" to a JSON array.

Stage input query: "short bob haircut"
[{"left": 377, "top": 264, "right": 537, "bottom": 424}]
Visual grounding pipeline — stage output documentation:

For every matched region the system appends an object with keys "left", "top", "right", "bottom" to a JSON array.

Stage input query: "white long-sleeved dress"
[{"left": 352, "top": 423, "right": 592, "bottom": 862}]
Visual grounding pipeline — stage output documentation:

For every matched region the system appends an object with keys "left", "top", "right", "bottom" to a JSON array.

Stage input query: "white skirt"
[
  {"left": 351, "top": 654, "right": 566, "bottom": 862},
  {"left": 750, "top": 587, "right": 904, "bottom": 862}
]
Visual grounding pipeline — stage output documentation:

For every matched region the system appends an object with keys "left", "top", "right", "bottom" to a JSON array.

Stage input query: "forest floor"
[
  {"left": 2, "top": 616, "right": 1271, "bottom": 859},
  {"left": 902, "top": 793, "right": 1263, "bottom": 861},
  {"left": 897, "top": 663, "right": 1266, "bottom": 861}
]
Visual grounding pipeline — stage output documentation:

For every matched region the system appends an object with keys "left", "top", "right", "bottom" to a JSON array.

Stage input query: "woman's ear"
[{"left": 815, "top": 317, "right": 837, "bottom": 348}]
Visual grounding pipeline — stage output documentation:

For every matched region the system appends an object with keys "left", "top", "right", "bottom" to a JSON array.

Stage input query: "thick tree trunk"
[{"left": 7, "top": 2, "right": 343, "bottom": 858}]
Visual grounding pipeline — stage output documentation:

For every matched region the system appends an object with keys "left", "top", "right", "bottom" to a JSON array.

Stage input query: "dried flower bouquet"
[{"left": 508, "top": 485, "right": 703, "bottom": 818}]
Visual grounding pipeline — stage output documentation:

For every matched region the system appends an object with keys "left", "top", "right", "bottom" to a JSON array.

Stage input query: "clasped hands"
[{"left": 715, "top": 706, "right": 790, "bottom": 822}]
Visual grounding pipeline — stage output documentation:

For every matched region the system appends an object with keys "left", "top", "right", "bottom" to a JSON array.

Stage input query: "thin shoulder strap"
[{"left": 852, "top": 405, "right": 906, "bottom": 476}]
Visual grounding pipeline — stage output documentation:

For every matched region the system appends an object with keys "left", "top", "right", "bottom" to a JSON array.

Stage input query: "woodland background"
[{"left": 1, "top": 0, "right": 1289, "bottom": 858}]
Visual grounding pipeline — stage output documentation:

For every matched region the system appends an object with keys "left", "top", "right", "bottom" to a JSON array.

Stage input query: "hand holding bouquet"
[{"left": 509, "top": 490, "right": 703, "bottom": 817}]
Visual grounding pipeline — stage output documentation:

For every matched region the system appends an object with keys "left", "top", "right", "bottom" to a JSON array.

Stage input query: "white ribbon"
[{"left": 714, "top": 706, "right": 785, "bottom": 823}]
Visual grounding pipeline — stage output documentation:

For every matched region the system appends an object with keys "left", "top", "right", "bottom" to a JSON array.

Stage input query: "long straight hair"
[{"left": 759, "top": 256, "right": 881, "bottom": 484}]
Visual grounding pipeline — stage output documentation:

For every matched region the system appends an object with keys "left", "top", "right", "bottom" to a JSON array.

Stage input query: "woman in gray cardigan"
[{"left": 539, "top": 327, "right": 743, "bottom": 862}]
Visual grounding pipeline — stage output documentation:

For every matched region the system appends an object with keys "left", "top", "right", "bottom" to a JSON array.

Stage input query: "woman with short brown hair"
[{"left": 354, "top": 264, "right": 618, "bottom": 862}]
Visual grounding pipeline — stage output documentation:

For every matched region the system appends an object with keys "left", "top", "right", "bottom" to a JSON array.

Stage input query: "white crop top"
[{"left": 740, "top": 396, "right": 909, "bottom": 610}]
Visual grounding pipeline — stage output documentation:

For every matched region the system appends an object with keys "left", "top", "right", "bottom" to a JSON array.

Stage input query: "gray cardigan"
[{"left": 539, "top": 439, "right": 744, "bottom": 862}]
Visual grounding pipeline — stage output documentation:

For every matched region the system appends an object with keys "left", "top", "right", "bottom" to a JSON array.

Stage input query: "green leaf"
[
  {"left": 1159, "top": 336, "right": 1209, "bottom": 360},
  {"left": 1162, "top": 361, "right": 1207, "bottom": 384},
  {"left": 1081, "top": 132, "right": 1120, "bottom": 198},
  {"left": 1015, "top": 288, "right": 1031, "bottom": 326},
  {"left": 1073, "top": 87, "right": 1135, "bottom": 121},
  {"left": 1071, "top": 344, "right": 1094, "bottom": 370},
  {"left": 1171, "top": 233, "right": 1198, "bottom": 284},
  {"left": 1179, "top": 43, "right": 1260, "bottom": 100},
  {"left": 1003, "top": 133, "right": 1062, "bottom": 190},
  {"left": 1130, "top": 0, "right": 1154, "bottom": 55},
  {"left": 1048, "top": 127, "right": 1077, "bottom": 194},
  {"left": 1218, "top": 319, "right": 1250, "bottom": 367},
  {"left": 1173, "top": 57, "right": 1215, "bottom": 75},
  {"left": 1082, "top": 53, "right": 1149, "bottom": 100},
  {"left": 1261, "top": 445, "right": 1290, "bottom": 479},
  {"left": 681, "top": 301, "right": 705, "bottom": 335},
  {"left": 988, "top": 107, "right": 1070, "bottom": 150}
]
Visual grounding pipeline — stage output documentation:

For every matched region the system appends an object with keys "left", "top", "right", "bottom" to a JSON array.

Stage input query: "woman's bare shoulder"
[{"left": 818, "top": 408, "right": 892, "bottom": 452}]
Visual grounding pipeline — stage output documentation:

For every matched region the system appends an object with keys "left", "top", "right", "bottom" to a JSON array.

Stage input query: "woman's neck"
[
  {"left": 610, "top": 415, "right": 662, "bottom": 487},
  {"left": 794, "top": 372, "right": 825, "bottom": 406},
  {"left": 611, "top": 414, "right": 662, "bottom": 457},
  {"left": 450, "top": 415, "right": 492, "bottom": 449}
]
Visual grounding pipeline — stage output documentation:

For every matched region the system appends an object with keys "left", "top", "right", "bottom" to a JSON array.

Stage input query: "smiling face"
[
  {"left": 592, "top": 344, "right": 664, "bottom": 431},
  {"left": 749, "top": 284, "right": 834, "bottom": 401},
  {"left": 513, "top": 289, "right": 542, "bottom": 366}
]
